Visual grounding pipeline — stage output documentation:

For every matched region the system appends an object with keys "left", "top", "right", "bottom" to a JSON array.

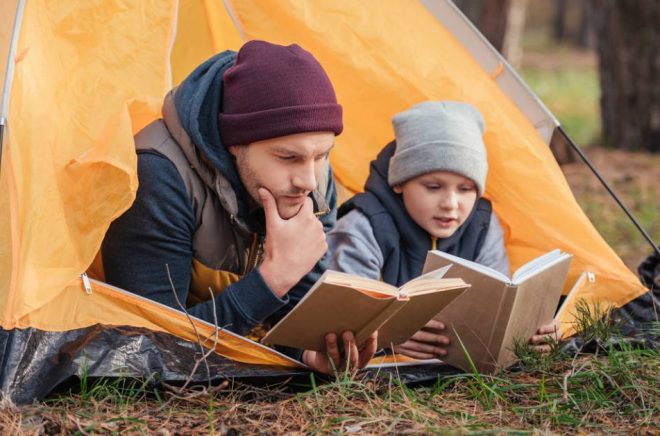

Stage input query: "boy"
[{"left": 327, "top": 101, "right": 556, "bottom": 360}]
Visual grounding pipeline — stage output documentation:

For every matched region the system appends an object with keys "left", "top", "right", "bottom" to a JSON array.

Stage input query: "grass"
[
  {"left": 561, "top": 148, "right": 660, "bottom": 269},
  {"left": 520, "top": 66, "right": 601, "bottom": 147},
  {"left": 1, "top": 300, "right": 658, "bottom": 434}
]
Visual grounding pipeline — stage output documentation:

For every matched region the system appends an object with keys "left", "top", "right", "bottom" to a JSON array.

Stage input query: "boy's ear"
[{"left": 392, "top": 184, "right": 403, "bottom": 194}]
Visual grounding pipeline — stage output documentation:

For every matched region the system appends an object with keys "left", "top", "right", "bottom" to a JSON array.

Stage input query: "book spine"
[{"left": 354, "top": 299, "right": 406, "bottom": 346}]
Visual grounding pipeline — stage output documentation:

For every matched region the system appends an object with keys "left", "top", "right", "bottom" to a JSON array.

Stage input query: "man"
[{"left": 102, "top": 40, "right": 376, "bottom": 373}]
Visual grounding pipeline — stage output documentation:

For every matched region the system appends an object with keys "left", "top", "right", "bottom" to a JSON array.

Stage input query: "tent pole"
[
  {"left": 0, "top": 121, "right": 4, "bottom": 170},
  {"left": 560, "top": 126, "right": 660, "bottom": 255}
]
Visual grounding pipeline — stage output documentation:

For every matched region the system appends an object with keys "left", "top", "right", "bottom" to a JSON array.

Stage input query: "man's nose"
[{"left": 292, "top": 162, "right": 317, "bottom": 192}]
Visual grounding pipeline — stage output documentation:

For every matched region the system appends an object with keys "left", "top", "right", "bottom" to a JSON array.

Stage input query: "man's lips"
[{"left": 281, "top": 194, "right": 307, "bottom": 203}]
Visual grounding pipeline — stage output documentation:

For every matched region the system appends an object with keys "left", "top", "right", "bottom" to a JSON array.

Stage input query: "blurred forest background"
[{"left": 456, "top": 0, "right": 659, "bottom": 271}]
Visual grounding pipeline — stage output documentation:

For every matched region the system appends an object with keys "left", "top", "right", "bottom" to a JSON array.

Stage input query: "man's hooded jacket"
[{"left": 102, "top": 51, "right": 337, "bottom": 338}]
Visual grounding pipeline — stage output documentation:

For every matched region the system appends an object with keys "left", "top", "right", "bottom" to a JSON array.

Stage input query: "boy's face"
[
  {"left": 394, "top": 171, "right": 479, "bottom": 239},
  {"left": 229, "top": 131, "right": 334, "bottom": 220}
]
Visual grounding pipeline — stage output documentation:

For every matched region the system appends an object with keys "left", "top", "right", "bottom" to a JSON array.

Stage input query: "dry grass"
[
  {"left": 562, "top": 147, "right": 660, "bottom": 270},
  {"left": 1, "top": 335, "right": 658, "bottom": 434}
]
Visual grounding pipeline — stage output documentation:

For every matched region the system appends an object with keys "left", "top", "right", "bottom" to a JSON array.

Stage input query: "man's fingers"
[
  {"left": 325, "top": 333, "right": 341, "bottom": 372},
  {"left": 297, "top": 196, "right": 315, "bottom": 218},
  {"left": 342, "top": 331, "right": 359, "bottom": 370},
  {"left": 358, "top": 332, "right": 378, "bottom": 368},
  {"left": 258, "top": 188, "right": 280, "bottom": 225}
]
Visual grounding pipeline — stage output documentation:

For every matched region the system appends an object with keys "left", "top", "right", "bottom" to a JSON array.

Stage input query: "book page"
[
  {"left": 424, "top": 250, "right": 510, "bottom": 283},
  {"left": 400, "top": 277, "right": 466, "bottom": 297},
  {"left": 399, "top": 265, "right": 454, "bottom": 296},
  {"left": 554, "top": 271, "right": 589, "bottom": 321},
  {"left": 496, "top": 255, "right": 571, "bottom": 368},
  {"left": 322, "top": 270, "right": 399, "bottom": 297},
  {"left": 262, "top": 281, "right": 404, "bottom": 351},
  {"left": 512, "top": 250, "right": 570, "bottom": 284},
  {"left": 377, "top": 283, "right": 468, "bottom": 347}
]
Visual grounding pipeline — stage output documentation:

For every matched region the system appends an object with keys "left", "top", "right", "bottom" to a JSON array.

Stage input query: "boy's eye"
[
  {"left": 424, "top": 184, "right": 441, "bottom": 190},
  {"left": 459, "top": 185, "right": 476, "bottom": 192}
]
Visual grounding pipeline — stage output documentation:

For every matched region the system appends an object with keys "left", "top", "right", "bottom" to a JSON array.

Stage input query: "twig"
[
  {"left": 165, "top": 264, "right": 211, "bottom": 381},
  {"left": 145, "top": 267, "right": 227, "bottom": 413}
]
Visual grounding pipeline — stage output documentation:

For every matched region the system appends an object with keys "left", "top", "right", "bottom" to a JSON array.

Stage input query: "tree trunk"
[
  {"left": 455, "top": 0, "right": 511, "bottom": 53},
  {"left": 553, "top": 0, "right": 568, "bottom": 42},
  {"left": 577, "top": 0, "right": 594, "bottom": 49},
  {"left": 590, "top": 0, "right": 660, "bottom": 152},
  {"left": 502, "top": 0, "right": 528, "bottom": 69}
]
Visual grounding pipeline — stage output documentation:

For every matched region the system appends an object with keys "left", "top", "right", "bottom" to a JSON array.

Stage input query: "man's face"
[
  {"left": 229, "top": 131, "right": 335, "bottom": 219},
  {"left": 394, "top": 170, "right": 479, "bottom": 239}
]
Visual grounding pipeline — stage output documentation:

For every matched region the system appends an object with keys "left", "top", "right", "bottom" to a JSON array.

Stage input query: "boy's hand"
[
  {"left": 258, "top": 188, "right": 327, "bottom": 297},
  {"left": 302, "top": 331, "right": 378, "bottom": 375},
  {"left": 529, "top": 321, "right": 561, "bottom": 354},
  {"left": 392, "top": 320, "right": 449, "bottom": 359}
]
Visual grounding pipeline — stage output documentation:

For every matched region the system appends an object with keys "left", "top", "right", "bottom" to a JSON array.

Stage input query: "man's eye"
[
  {"left": 278, "top": 155, "right": 296, "bottom": 161},
  {"left": 315, "top": 153, "right": 330, "bottom": 161}
]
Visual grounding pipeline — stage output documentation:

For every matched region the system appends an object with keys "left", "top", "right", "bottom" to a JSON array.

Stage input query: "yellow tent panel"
[{"left": 0, "top": 0, "right": 649, "bottom": 377}]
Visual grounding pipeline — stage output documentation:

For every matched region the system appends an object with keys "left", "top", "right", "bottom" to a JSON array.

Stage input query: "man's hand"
[
  {"left": 258, "top": 188, "right": 327, "bottom": 297},
  {"left": 302, "top": 331, "right": 378, "bottom": 375},
  {"left": 529, "top": 321, "right": 561, "bottom": 354},
  {"left": 392, "top": 320, "right": 449, "bottom": 359}
]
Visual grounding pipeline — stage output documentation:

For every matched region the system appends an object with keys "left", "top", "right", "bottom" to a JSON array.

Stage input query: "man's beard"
[{"left": 235, "top": 153, "right": 310, "bottom": 219}]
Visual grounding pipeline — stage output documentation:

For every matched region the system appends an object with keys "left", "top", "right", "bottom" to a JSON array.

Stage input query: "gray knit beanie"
[{"left": 388, "top": 101, "right": 488, "bottom": 195}]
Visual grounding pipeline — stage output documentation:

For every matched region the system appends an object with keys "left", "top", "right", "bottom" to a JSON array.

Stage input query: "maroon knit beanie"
[{"left": 219, "top": 40, "right": 343, "bottom": 146}]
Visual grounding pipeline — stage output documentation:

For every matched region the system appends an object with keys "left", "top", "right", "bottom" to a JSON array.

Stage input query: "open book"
[
  {"left": 421, "top": 249, "right": 572, "bottom": 373},
  {"left": 262, "top": 268, "right": 469, "bottom": 352}
]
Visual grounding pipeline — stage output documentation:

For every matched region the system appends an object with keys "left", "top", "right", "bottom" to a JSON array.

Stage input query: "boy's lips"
[{"left": 433, "top": 217, "right": 458, "bottom": 228}]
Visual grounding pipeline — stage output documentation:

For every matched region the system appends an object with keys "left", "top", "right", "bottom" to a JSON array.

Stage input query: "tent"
[{"left": 0, "top": 0, "right": 649, "bottom": 403}]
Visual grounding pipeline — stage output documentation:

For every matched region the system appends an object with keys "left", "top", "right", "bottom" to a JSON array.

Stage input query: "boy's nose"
[{"left": 439, "top": 191, "right": 459, "bottom": 210}]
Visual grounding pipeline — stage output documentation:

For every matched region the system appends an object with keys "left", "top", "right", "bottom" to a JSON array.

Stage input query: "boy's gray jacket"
[
  {"left": 101, "top": 51, "right": 336, "bottom": 340},
  {"left": 328, "top": 141, "right": 508, "bottom": 287}
]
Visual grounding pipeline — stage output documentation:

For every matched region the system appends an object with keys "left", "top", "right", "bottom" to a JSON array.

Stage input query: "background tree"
[
  {"left": 590, "top": 0, "right": 660, "bottom": 152},
  {"left": 455, "top": 0, "right": 527, "bottom": 68}
]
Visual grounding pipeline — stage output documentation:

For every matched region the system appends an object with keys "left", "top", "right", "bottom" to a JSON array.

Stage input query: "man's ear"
[
  {"left": 227, "top": 145, "right": 244, "bottom": 158},
  {"left": 392, "top": 184, "right": 403, "bottom": 194}
]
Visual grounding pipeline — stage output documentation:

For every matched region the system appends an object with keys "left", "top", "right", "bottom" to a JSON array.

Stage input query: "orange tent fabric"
[{"left": 0, "top": 1, "right": 647, "bottom": 366}]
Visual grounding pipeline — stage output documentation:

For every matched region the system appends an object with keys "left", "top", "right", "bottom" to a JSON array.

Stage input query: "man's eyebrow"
[{"left": 271, "top": 143, "right": 335, "bottom": 157}]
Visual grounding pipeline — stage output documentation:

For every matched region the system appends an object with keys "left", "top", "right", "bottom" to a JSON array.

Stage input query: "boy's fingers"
[
  {"left": 393, "top": 346, "right": 436, "bottom": 360},
  {"left": 258, "top": 188, "right": 280, "bottom": 225},
  {"left": 531, "top": 344, "right": 552, "bottom": 354},
  {"left": 399, "top": 339, "right": 447, "bottom": 356},
  {"left": 529, "top": 333, "right": 553, "bottom": 345},
  {"left": 425, "top": 320, "right": 446, "bottom": 331},
  {"left": 410, "top": 330, "right": 449, "bottom": 345}
]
